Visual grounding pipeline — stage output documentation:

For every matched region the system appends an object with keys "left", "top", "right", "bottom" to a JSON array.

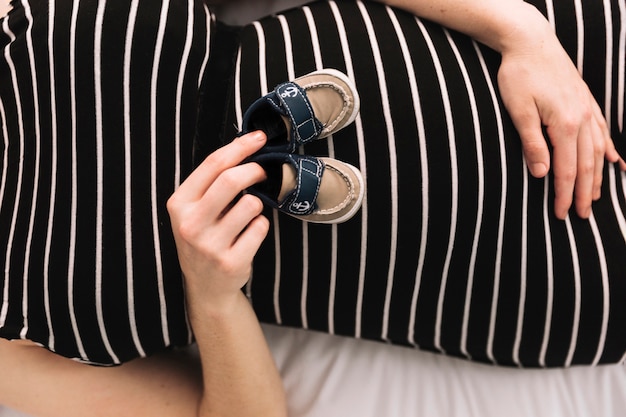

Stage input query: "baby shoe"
[
  {"left": 247, "top": 152, "right": 364, "bottom": 224},
  {"left": 240, "top": 69, "right": 360, "bottom": 153}
]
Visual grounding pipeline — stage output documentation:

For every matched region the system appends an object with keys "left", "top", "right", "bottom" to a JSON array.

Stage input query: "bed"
[
  {"left": 1, "top": 1, "right": 624, "bottom": 416},
  {"left": 1, "top": 324, "right": 625, "bottom": 417}
]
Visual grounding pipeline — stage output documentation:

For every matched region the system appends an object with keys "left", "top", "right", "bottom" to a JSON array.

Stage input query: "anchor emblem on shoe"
[
  {"left": 290, "top": 201, "right": 312, "bottom": 213},
  {"left": 279, "top": 86, "right": 299, "bottom": 98}
]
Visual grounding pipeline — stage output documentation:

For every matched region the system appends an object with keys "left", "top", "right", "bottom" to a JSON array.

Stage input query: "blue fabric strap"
[
  {"left": 274, "top": 82, "right": 323, "bottom": 149},
  {"left": 280, "top": 155, "right": 324, "bottom": 216}
]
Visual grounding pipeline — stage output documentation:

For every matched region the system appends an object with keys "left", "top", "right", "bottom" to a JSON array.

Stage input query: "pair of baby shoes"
[{"left": 241, "top": 69, "right": 364, "bottom": 224}]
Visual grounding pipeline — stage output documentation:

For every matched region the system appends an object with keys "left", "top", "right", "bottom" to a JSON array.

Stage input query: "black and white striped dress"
[
  {"left": 0, "top": 0, "right": 213, "bottom": 365},
  {"left": 2, "top": 0, "right": 625, "bottom": 369},
  {"left": 201, "top": 0, "right": 626, "bottom": 367}
]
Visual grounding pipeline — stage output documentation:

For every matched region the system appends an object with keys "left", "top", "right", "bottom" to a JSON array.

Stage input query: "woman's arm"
[
  {"left": 374, "top": 0, "right": 625, "bottom": 220},
  {"left": 0, "top": 131, "right": 287, "bottom": 417},
  {"left": 167, "top": 130, "right": 287, "bottom": 417}
]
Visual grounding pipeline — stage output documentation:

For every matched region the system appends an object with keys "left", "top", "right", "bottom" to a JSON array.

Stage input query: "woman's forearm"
[
  {"left": 188, "top": 292, "right": 288, "bottom": 417},
  {"left": 167, "top": 131, "right": 287, "bottom": 416},
  {"left": 373, "top": 0, "right": 552, "bottom": 53}
]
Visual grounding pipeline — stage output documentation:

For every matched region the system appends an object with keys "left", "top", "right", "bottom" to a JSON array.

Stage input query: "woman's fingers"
[
  {"left": 590, "top": 114, "right": 608, "bottom": 201},
  {"left": 173, "top": 131, "right": 267, "bottom": 202},
  {"left": 229, "top": 212, "right": 271, "bottom": 265},
  {"left": 167, "top": 132, "right": 271, "bottom": 297},
  {"left": 198, "top": 162, "right": 267, "bottom": 222},
  {"left": 571, "top": 122, "right": 595, "bottom": 219},
  {"left": 591, "top": 101, "right": 625, "bottom": 173},
  {"left": 508, "top": 101, "right": 552, "bottom": 178},
  {"left": 547, "top": 122, "right": 579, "bottom": 220},
  {"left": 497, "top": 47, "right": 621, "bottom": 220}
]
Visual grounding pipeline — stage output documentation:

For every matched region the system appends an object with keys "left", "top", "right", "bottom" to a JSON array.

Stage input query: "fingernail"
[
  {"left": 593, "top": 189, "right": 601, "bottom": 200},
  {"left": 250, "top": 130, "right": 266, "bottom": 141},
  {"left": 236, "top": 131, "right": 265, "bottom": 142},
  {"left": 531, "top": 163, "right": 548, "bottom": 177}
]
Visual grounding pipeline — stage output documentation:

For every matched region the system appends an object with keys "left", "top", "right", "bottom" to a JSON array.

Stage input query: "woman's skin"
[
  {"left": 1, "top": 0, "right": 625, "bottom": 415},
  {"left": 0, "top": 0, "right": 10, "bottom": 17}
]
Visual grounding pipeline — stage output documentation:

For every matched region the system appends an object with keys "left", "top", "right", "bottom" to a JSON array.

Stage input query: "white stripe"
[
  {"left": 589, "top": 214, "right": 610, "bottom": 366},
  {"left": 0, "top": 92, "right": 14, "bottom": 328},
  {"left": 512, "top": 159, "right": 529, "bottom": 366},
  {"left": 94, "top": 0, "right": 120, "bottom": 364},
  {"left": 123, "top": 0, "right": 146, "bottom": 357},
  {"left": 174, "top": 0, "right": 195, "bottom": 188},
  {"left": 447, "top": 37, "right": 486, "bottom": 360},
  {"left": 303, "top": 7, "right": 323, "bottom": 69},
  {"left": 19, "top": 0, "right": 43, "bottom": 341},
  {"left": 234, "top": 48, "right": 243, "bottom": 129},
  {"left": 277, "top": 15, "right": 310, "bottom": 328},
  {"left": 257, "top": 21, "right": 282, "bottom": 322},
  {"left": 236, "top": 46, "right": 251, "bottom": 307},
  {"left": 329, "top": 0, "right": 367, "bottom": 338},
  {"left": 476, "top": 41, "right": 509, "bottom": 365},
  {"left": 300, "top": 223, "right": 310, "bottom": 329},
  {"left": 67, "top": 0, "right": 88, "bottom": 361},
  {"left": 574, "top": 0, "right": 585, "bottom": 73},
  {"left": 422, "top": 26, "right": 458, "bottom": 354},
  {"left": 197, "top": 4, "right": 213, "bottom": 90},
  {"left": 302, "top": 6, "right": 339, "bottom": 333},
  {"left": 618, "top": 0, "right": 625, "bottom": 132},
  {"left": 166, "top": 0, "right": 197, "bottom": 344},
  {"left": 0, "top": 17, "right": 15, "bottom": 326},
  {"left": 0, "top": 100, "right": 9, "bottom": 240},
  {"left": 328, "top": 225, "right": 338, "bottom": 334},
  {"left": 564, "top": 218, "right": 581, "bottom": 367},
  {"left": 43, "top": 0, "right": 58, "bottom": 350},
  {"left": 603, "top": 0, "right": 614, "bottom": 129},
  {"left": 605, "top": 6, "right": 626, "bottom": 246},
  {"left": 544, "top": 0, "right": 556, "bottom": 28},
  {"left": 384, "top": 9, "right": 428, "bottom": 348},
  {"left": 356, "top": 2, "right": 398, "bottom": 344},
  {"left": 609, "top": 168, "right": 626, "bottom": 243},
  {"left": 150, "top": 0, "right": 172, "bottom": 347},
  {"left": 0, "top": 15, "right": 27, "bottom": 332},
  {"left": 623, "top": 171, "right": 626, "bottom": 214},
  {"left": 538, "top": 178, "right": 555, "bottom": 367},
  {"left": 272, "top": 210, "right": 282, "bottom": 325},
  {"left": 189, "top": 0, "right": 212, "bottom": 344},
  {"left": 253, "top": 22, "right": 269, "bottom": 96},
  {"left": 247, "top": 22, "right": 283, "bottom": 324},
  {"left": 277, "top": 15, "right": 295, "bottom": 79}
]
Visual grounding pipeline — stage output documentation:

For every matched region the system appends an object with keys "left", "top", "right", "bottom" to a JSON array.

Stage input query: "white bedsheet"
[
  {"left": 2, "top": 324, "right": 625, "bottom": 417},
  {"left": 263, "top": 324, "right": 626, "bottom": 417}
]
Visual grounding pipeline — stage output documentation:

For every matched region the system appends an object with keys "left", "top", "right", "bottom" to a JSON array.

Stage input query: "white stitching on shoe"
[
  {"left": 313, "top": 163, "right": 355, "bottom": 214},
  {"left": 299, "top": 81, "right": 353, "bottom": 134}
]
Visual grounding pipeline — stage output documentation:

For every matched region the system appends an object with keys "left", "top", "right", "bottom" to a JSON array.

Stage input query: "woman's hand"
[
  {"left": 497, "top": 15, "right": 625, "bottom": 220},
  {"left": 374, "top": 0, "right": 626, "bottom": 220},
  {"left": 168, "top": 131, "right": 288, "bottom": 417},
  {"left": 167, "top": 131, "right": 269, "bottom": 311}
]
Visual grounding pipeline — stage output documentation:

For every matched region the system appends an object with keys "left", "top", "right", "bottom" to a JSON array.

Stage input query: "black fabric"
[
  {"left": 2, "top": 0, "right": 625, "bottom": 369},
  {"left": 194, "top": 19, "right": 241, "bottom": 165},
  {"left": 0, "top": 0, "right": 212, "bottom": 365},
  {"left": 198, "top": 0, "right": 626, "bottom": 368}
]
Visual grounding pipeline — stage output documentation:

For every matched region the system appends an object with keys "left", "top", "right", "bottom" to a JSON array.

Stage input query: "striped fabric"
[
  {"left": 0, "top": 0, "right": 213, "bottom": 365},
  {"left": 214, "top": 0, "right": 626, "bottom": 367}
]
